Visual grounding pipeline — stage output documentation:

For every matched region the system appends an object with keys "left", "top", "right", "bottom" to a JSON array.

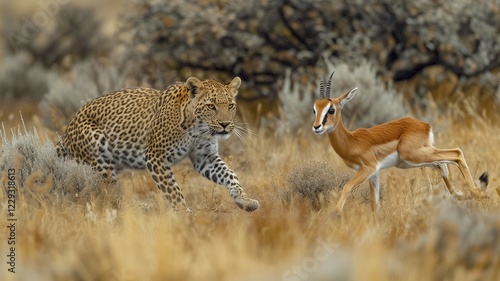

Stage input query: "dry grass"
[{"left": 0, "top": 106, "right": 500, "bottom": 281}]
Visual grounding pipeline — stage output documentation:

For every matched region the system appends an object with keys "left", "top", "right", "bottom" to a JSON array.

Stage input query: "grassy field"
[{"left": 1, "top": 100, "right": 499, "bottom": 281}]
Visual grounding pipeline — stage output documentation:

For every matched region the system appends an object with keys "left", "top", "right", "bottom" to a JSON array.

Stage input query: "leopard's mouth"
[
  {"left": 210, "top": 128, "right": 231, "bottom": 140},
  {"left": 211, "top": 130, "right": 229, "bottom": 136}
]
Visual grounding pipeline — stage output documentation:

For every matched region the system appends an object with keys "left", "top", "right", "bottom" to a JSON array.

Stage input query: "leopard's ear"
[
  {"left": 228, "top": 77, "right": 241, "bottom": 97},
  {"left": 185, "top": 77, "right": 202, "bottom": 99}
]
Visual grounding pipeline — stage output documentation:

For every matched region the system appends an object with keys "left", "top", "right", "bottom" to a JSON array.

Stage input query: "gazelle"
[{"left": 312, "top": 72, "right": 489, "bottom": 214}]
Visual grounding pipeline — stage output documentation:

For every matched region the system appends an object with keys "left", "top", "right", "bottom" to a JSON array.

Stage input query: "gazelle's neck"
[{"left": 327, "top": 117, "right": 352, "bottom": 157}]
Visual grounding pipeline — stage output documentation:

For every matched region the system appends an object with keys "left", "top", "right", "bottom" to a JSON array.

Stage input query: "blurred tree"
[
  {"left": 1, "top": 4, "right": 113, "bottom": 102},
  {"left": 3, "top": 5, "right": 110, "bottom": 69},
  {"left": 123, "top": 0, "right": 500, "bottom": 103},
  {"left": 123, "top": 0, "right": 330, "bottom": 99},
  {"left": 0, "top": 52, "right": 50, "bottom": 101}
]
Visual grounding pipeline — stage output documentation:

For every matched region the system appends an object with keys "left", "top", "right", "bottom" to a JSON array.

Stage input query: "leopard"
[{"left": 56, "top": 76, "right": 259, "bottom": 212}]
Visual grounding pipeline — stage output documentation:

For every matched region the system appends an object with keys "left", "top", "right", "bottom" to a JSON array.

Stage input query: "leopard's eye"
[
  {"left": 208, "top": 104, "right": 217, "bottom": 110},
  {"left": 228, "top": 103, "right": 236, "bottom": 110}
]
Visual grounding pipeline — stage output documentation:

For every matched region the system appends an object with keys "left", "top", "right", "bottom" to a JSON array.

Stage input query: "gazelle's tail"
[
  {"left": 466, "top": 172, "right": 490, "bottom": 200},
  {"left": 478, "top": 172, "right": 489, "bottom": 190}
]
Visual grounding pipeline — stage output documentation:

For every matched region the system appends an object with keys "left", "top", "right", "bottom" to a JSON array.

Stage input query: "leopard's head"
[{"left": 184, "top": 76, "right": 241, "bottom": 139}]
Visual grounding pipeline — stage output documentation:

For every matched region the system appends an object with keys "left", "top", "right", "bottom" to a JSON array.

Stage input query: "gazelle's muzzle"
[
  {"left": 312, "top": 104, "right": 329, "bottom": 134},
  {"left": 312, "top": 124, "right": 326, "bottom": 134}
]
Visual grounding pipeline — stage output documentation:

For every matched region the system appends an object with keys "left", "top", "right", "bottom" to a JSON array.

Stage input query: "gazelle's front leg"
[
  {"left": 190, "top": 153, "right": 259, "bottom": 212},
  {"left": 368, "top": 171, "right": 381, "bottom": 212},
  {"left": 335, "top": 167, "right": 375, "bottom": 214}
]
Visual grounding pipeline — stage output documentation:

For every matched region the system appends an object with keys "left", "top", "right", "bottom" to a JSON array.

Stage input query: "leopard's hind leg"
[{"left": 63, "top": 120, "right": 119, "bottom": 180}]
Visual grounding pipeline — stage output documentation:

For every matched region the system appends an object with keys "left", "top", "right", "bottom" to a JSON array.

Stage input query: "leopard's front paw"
[{"left": 234, "top": 197, "right": 259, "bottom": 212}]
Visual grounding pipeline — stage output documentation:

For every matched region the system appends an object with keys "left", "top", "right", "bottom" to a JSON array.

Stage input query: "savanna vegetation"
[{"left": 1, "top": 0, "right": 500, "bottom": 280}]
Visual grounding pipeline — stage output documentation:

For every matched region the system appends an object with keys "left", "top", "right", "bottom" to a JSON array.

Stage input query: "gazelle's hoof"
[
  {"left": 472, "top": 191, "right": 490, "bottom": 200},
  {"left": 235, "top": 197, "right": 259, "bottom": 212},
  {"left": 453, "top": 191, "right": 468, "bottom": 201}
]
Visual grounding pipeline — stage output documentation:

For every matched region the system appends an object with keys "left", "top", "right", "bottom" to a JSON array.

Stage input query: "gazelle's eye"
[
  {"left": 328, "top": 108, "right": 335, "bottom": 115},
  {"left": 313, "top": 109, "right": 316, "bottom": 114}
]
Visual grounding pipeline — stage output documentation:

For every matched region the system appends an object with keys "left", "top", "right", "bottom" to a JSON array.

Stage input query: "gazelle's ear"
[
  {"left": 339, "top": 87, "right": 357, "bottom": 109},
  {"left": 185, "top": 77, "right": 202, "bottom": 99}
]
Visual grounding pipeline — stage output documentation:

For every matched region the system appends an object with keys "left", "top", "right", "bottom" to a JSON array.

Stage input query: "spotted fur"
[{"left": 56, "top": 77, "right": 259, "bottom": 212}]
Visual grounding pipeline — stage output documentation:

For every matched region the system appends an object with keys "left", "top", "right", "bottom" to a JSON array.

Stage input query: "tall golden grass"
[{"left": 1, "top": 100, "right": 499, "bottom": 281}]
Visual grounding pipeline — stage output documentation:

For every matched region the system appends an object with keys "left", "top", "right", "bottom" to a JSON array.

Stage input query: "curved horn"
[
  {"left": 319, "top": 78, "right": 325, "bottom": 98},
  {"left": 325, "top": 71, "right": 335, "bottom": 98}
]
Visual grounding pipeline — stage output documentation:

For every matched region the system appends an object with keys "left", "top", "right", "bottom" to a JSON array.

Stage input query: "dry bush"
[
  {"left": 0, "top": 52, "right": 52, "bottom": 101},
  {"left": 275, "top": 68, "right": 316, "bottom": 134},
  {"left": 0, "top": 124, "right": 118, "bottom": 205},
  {"left": 285, "top": 159, "right": 350, "bottom": 210},
  {"left": 305, "top": 196, "right": 500, "bottom": 281},
  {"left": 415, "top": 201, "right": 500, "bottom": 278},
  {"left": 39, "top": 60, "right": 127, "bottom": 132},
  {"left": 384, "top": 198, "right": 500, "bottom": 280}
]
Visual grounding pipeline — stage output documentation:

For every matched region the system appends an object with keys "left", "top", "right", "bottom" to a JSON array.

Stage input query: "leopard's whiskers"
[{"left": 232, "top": 122, "right": 254, "bottom": 147}]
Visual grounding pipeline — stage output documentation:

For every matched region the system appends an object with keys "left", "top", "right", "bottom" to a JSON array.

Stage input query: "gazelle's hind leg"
[
  {"left": 434, "top": 163, "right": 464, "bottom": 199},
  {"left": 431, "top": 148, "right": 488, "bottom": 198},
  {"left": 401, "top": 146, "right": 487, "bottom": 199}
]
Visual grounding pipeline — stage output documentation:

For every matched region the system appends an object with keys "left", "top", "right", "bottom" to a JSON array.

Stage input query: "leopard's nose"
[{"left": 219, "top": 121, "right": 230, "bottom": 129}]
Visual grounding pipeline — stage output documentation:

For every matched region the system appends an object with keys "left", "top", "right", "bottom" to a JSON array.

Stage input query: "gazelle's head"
[{"left": 312, "top": 72, "right": 358, "bottom": 135}]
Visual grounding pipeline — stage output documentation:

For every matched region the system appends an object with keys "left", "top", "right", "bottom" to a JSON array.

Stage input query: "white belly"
[{"left": 377, "top": 152, "right": 400, "bottom": 170}]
